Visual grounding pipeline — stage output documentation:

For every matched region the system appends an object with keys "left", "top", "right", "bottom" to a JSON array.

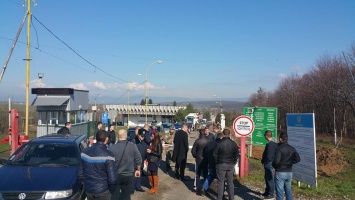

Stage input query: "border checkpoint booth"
[{"left": 31, "top": 88, "right": 89, "bottom": 137}]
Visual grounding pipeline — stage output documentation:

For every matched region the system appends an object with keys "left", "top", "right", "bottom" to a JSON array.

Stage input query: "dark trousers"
[
  {"left": 131, "top": 169, "right": 143, "bottom": 191},
  {"left": 165, "top": 150, "right": 173, "bottom": 168},
  {"left": 195, "top": 160, "right": 208, "bottom": 190},
  {"left": 175, "top": 158, "right": 187, "bottom": 179},
  {"left": 264, "top": 162, "right": 275, "bottom": 196},
  {"left": 86, "top": 190, "right": 111, "bottom": 200},
  {"left": 112, "top": 175, "right": 133, "bottom": 200},
  {"left": 216, "top": 163, "right": 235, "bottom": 200}
]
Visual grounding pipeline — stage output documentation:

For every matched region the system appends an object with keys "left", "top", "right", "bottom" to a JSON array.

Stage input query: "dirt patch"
[
  {"left": 251, "top": 145, "right": 264, "bottom": 160},
  {"left": 250, "top": 145, "right": 348, "bottom": 176},
  {"left": 316, "top": 146, "right": 347, "bottom": 176}
]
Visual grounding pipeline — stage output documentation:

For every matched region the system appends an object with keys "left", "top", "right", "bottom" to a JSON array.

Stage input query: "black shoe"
[
  {"left": 263, "top": 195, "right": 274, "bottom": 199},
  {"left": 196, "top": 189, "right": 202, "bottom": 196},
  {"left": 130, "top": 191, "right": 135, "bottom": 195},
  {"left": 136, "top": 188, "right": 145, "bottom": 192},
  {"left": 180, "top": 177, "right": 186, "bottom": 181}
]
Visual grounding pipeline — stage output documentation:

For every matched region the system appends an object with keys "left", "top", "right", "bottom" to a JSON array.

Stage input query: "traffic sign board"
[
  {"left": 233, "top": 116, "right": 255, "bottom": 137},
  {"left": 243, "top": 107, "right": 278, "bottom": 146}
]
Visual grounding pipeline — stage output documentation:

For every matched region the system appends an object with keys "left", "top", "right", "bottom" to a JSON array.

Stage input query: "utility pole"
[{"left": 24, "top": 0, "right": 33, "bottom": 136}]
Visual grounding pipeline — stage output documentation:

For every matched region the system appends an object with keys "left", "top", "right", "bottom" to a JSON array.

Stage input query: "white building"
[{"left": 105, "top": 104, "right": 185, "bottom": 127}]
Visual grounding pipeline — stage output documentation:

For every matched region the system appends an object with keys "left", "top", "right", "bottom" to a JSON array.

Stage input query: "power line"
[
  {"left": 0, "top": 36, "right": 122, "bottom": 82},
  {"left": 31, "top": 15, "right": 128, "bottom": 83}
]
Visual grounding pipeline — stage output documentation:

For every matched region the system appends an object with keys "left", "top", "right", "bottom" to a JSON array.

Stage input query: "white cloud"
[
  {"left": 88, "top": 81, "right": 108, "bottom": 90},
  {"left": 146, "top": 82, "right": 164, "bottom": 90},
  {"left": 291, "top": 65, "right": 303, "bottom": 72},
  {"left": 66, "top": 83, "right": 88, "bottom": 90},
  {"left": 278, "top": 73, "right": 288, "bottom": 79},
  {"left": 128, "top": 82, "right": 145, "bottom": 91},
  {"left": 19, "top": 79, "right": 47, "bottom": 89}
]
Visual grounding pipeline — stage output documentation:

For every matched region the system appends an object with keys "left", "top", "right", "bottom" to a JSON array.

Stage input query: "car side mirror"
[{"left": 0, "top": 158, "right": 7, "bottom": 165}]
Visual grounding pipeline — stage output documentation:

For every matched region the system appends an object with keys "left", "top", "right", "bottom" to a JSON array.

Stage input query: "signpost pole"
[
  {"left": 233, "top": 115, "right": 254, "bottom": 178},
  {"left": 240, "top": 137, "right": 246, "bottom": 178}
]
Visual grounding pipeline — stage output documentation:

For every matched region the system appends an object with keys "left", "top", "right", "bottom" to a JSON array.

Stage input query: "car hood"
[{"left": 0, "top": 165, "right": 79, "bottom": 191}]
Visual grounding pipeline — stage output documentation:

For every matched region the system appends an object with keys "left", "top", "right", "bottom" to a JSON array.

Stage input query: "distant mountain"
[
  {"left": 156, "top": 100, "right": 246, "bottom": 112},
  {"left": 1, "top": 95, "right": 248, "bottom": 112}
]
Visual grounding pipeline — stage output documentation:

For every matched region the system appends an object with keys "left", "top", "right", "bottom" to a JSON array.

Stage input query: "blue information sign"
[{"left": 102, "top": 113, "right": 109, "bottom": 124}]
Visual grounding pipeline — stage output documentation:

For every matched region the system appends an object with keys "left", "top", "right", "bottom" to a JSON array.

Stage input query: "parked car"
[
  {"left": 161, "top": 123, "right": 174, "bottom": 133},
  {"left": 150, "top": 124, "right": 164, "bottom": 136},
  {"left": 127, "top": 127, "right": 138, "bottom": 141},
  {"left": 0, "top": 134, "right": 88, "bottom": 200},
  {"left": 174, "top": 122, "right": 184, "bottom": 130}
]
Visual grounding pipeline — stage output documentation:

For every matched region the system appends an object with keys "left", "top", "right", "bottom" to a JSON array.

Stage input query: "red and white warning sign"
[{"left": 233, "top": 116, "right": 254, "bottom": 137}]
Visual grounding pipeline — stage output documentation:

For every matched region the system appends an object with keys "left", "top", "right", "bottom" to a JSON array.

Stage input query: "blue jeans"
[
  {"left": 275, "top": 172, "right": 293, "bottom": 200},
  {"left": 264, "top": 162, "right": 275, "bottom": 196},
  {"left": 202, "top": 167, "right": 216, "bottom": 190}
]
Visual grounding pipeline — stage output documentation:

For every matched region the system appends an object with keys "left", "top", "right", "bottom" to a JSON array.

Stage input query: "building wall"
[{"left": 69, "top": 90, "right": 89, "bottom": 111}]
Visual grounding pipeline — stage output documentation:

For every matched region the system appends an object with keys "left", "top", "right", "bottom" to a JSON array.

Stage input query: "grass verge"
[{"left": 243, "top": 144, "right": 355, "bottom": 200}]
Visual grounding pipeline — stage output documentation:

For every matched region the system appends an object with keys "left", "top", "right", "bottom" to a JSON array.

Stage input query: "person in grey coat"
[{"left": 109, "top": 129, "right": 142, "bottom": 200}]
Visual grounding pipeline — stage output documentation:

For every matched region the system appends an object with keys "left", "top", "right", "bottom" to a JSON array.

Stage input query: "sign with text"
[
  {"left": 243, "top": 107, "right": 278, "bottom": 146},
  {"left": 233, "top": 116, "right": 254, "bottom": 137},
  {"left": 287, "top": 113, "right": 317, "bottom": 187},
  {"left": 102, "top": 113, "right": 109, "bottom": 124}
]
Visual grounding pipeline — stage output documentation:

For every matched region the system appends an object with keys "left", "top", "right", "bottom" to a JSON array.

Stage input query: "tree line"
[{"left": 246, "top": 43, "right": 355, "bottom": 135}]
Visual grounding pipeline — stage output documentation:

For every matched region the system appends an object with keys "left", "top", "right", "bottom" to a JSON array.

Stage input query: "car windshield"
[
  {"left": 8, "top": 143, "right": 79, "bottom": 166},
  {"left": 162, "top": 123, "right": 172, "bottom": 128}
]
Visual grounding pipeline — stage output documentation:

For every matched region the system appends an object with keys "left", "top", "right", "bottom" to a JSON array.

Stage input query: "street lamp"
[
  {"left": 127, "top": 73, "right": 141, "bottom": 128},
  {"left": 94, "top": 94, "right": 100, "bottom": 122},
  {"left": 145, "top": 60, "right": 163, "bottom": 124},
  {"left": 214, "top": 94, "right": 223, "bottom": 113},
  {"left": 38, "top": 73, "right": 44, "bottom": 88}
]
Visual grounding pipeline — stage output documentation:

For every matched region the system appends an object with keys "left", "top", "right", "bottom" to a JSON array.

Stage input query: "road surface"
[{"left": 130, "top": 130, "right": 264, "bottom": 200}]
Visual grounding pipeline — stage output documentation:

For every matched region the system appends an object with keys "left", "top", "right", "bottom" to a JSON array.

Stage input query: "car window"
[
  {"left": 9, "top": 143, "right": 79, "bottom": 166},
  {"left": 80, "top": 139, "right": 88, "bottom": 151},
  {"left": 162, "top": 123, "right": 172, "bottom": 128}
]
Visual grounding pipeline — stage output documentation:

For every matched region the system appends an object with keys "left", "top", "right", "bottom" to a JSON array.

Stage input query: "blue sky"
[{"left": 0, "top": 0, "right": 354, "bottom": 104}]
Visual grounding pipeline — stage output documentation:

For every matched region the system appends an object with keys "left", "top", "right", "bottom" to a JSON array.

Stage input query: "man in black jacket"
[
  {"left": 213, "top": 128, "right": 239, "bottom": 200},
  {"left": 108, "top": 125, "right": 116, "bottom": 146},
  {"left": 191, "top": 129, "right": 209, "bottom": 195},
  {"left": 273, "top": 133, "right": 300, "bottom": 200},
  {"left": 261, "top": 130, "right": 278, "bottom": 199},
  {"left": 172, "top": 124, "right": 189, "bottom": 181},
  {"left": 57, "top": 122, "right": 71, "bottom": 135},
  {"left": 201, "top": 132, "right": 223, "bottom": 194},
  {"left": 79, "top": 130, "right": 117, "bottom": 200}
]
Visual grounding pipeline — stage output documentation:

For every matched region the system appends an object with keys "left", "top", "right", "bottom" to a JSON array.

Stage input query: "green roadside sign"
[{"left": 243, "top": 107, "right": 278, "bottom": 146}]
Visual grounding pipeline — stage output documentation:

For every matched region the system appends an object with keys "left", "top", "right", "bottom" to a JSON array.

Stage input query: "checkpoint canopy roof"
[{"left": 32, "top": 96, "right": 70, "bottom": 106}]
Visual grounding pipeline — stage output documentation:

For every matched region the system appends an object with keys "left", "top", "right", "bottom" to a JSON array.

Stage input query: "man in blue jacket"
[
  {"left": 79, "top": 130, "right": 117, "bottom": 200},
  {"left": 261, "top": 130, "right": 278, "bottom": 199}
]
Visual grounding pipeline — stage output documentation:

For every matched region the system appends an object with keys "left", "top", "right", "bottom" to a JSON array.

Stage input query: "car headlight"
[{"left": 45, "top": 189, "right": 72, "bottom": 199}]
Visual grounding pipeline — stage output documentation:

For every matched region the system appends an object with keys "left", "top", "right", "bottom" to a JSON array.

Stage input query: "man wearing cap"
[{"left": 162, "top": 126, "right": 175, "bottom": 171}]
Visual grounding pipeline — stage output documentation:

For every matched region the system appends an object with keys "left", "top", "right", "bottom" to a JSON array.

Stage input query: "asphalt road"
[{"left": 131, "top": 130, "right": 264, "bottom": 200}]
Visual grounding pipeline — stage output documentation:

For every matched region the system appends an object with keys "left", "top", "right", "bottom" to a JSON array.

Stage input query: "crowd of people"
[{"left": 77, "top": 121, "right": 300, "bottom": 200}]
